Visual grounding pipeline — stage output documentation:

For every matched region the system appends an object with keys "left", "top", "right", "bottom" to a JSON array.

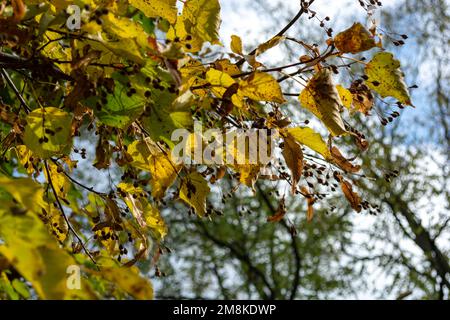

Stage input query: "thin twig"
[
  {"left": 236, "top": 0, "right": 315, "bottom": 67},
  {"left": 0, "top": 68, "right": 32, "bottom": 113}
]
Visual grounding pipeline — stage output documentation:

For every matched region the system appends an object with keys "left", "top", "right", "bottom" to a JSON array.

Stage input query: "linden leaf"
[
  {"left": 299, "top": 68, "right": 347, "bottom": 136},
  {"left": 336, "top": 85, "right": 353, "bottom": 109},
  {"left": 127, "top": 138, "right": 180, "bottom": 199},
  {"left": 237, "top": 72, "right": 286, "bottom": 105},
  {"left": 267, "top": 197, "right": 287, "bottom": 222},
  {"left": 256, "top": 36, "right": 285, "bottom": 56},
  {"left": 97, "top": 257, "right": 153, "bottom": 300},
  {"left": 334, "top": 22, "right": 377, "bottom": 54},
  {"left": 330, "top": 146, "right": 361, "bottom": 173},
  {"left": 169, "top": 0, "right": 221, "bottom": 52},
  {"left": 340, "top": 178, "right": 362, "bottom": 212},
  {"left": 0, "top": 179, "right": 94, "bottom": 299},
  {"left": 213, "top": 58, "right": 242, "bottom": 76},
  {"left": 180, "top": 171, "right": 210, "bottom": 217},
  {"left": 129, "top": 0, "right": 177, "bottom": 24},
  {"left": 282, "top": 133, "right": 304, "bottom": 194},
  {"left": 183, "top": 0, "right": 221, "bottom": 45},
  {"left": 206, "top": 68, "right": 236, "bottom": 97},
  {"left": 23, "top": 107, "right": 72, "bottom": 159},
  {"left": 285, "top": 127, "right": 332, "bottom": 160},
  {"left": 43, "top": 162, "right": 70, "bottom": 198},
  {"left": 117, "top": 183, "right": 167, "bottom": 240},
  {"left": 301, "top": 186, "right": 315, "bottom": 222},
  {"left": 350, "top": 82, "right": 375, "bottom": 115},
  {"left": 231, "top": 35, "right": 243, "bottom": 55},
  {"left": 364, "top": 52, "right": 412, "bottom": 105}
]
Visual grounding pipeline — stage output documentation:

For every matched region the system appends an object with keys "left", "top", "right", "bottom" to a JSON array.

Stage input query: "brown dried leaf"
[
  {"left": 301, "top": 186, "right": 315, "bottom": 222},
  {"left": 334, "top": 22, "right": 377, "bottom": 54},
  {"left": 267, "top": 197, "right": 286, "bottom": 223},
  {"left": 340, "top": 178, "right": 362, "bottom": 212},
  {"left": 331, "top": 147, "right": 361, "bottom": 173},
  {"left": 282, "top": 134, "right": 304, "bottom": 194}
]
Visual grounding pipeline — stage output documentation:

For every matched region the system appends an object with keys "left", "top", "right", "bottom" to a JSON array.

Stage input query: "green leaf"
[
  {"left": 87, "top": 80, "right": 145, "bottom": 129},
  {"left": 23, "top": 107, "right": 73, "bottom": 159},
  {"left": 364, "top": 52, "right": 412, "bottom": 105}
]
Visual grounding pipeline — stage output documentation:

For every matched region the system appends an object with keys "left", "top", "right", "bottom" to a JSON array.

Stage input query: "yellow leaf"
[
  {"left": 299, "top": 69, "right": 347, "bottom": 136},
  {"left": 183, "top": 0, "right": 221, "bottom": 45},
  {"left": 0, "top": 176, "right": 45, "bottom": 210},
  {"left": 14, "top": 145, "right": 35, "bottom": 175},
  {"left": 285, "top": 127, "right": 332, "bottom": 160},
  {"left": 43, "top": 162, "right": 70, "bottom": 198},
  {"left": 117, "top": 183, "right": 167, "bottom": 240},
  {"left": 336, "top": 85, "right": 353, "bottom": 109},
  {"left": 168, "top": 0, "right": 221, "bottom": 52},
  {"left": 0, "top": 188, "right": 94, "bottom": 299},
  {"left": 206, "top": 68, "right": 236, "bottom": 98},
  {"left": 365, "top": 52, "right": 412, "bottom": 105},
  {"left": 129, "top": 0, "right": 177, "bottom": 24},
  {"left": 127, "top": 138, "right": 180, "bottom": 199},
  {"left": 97, "top": 257, "right": 153, "bottom": 300},
  {"left": 213, "top": 58, "right": 241, "bottom": 76},
  {"left": 238, "top": 72, "right": 286, "bottom": 105},
  {"left": 256, "top": 36, "right": 285, "bottom": 56},
  {"left": 23, "top": 107, "right": 73, "bottom": 159},
  {"left": 180, "top": 172, "right": 210, "bottom": 217},
  {"left": 334, "top": 22, "right": 377, "bottom": 54},
  {"left": 231, "top": 34, "right": 243, "bottom": 55}
]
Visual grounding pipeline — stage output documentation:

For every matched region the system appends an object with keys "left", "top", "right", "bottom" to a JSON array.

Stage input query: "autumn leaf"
[
  {"left": 168, "top": 0, "right": 221, "bottom": 52},
  {"left": 285, "top": 127, "right": 332, "bottom": 160},
  {"left": 127, "top": 138, "right": 180, "bottom": 200},
  {"left": 365, "top": 52, "right": 412, "bottom": 105},
  {"left": 300, "top": 68, "right": 347, "bottom": 136},
  {"left": 206, "top": 68, "right": 236, "bottom": 97},
  {"left": 301, "top": 186, "right": 315, "bottom": 222},
  {"left": 235, "top": 72, "right": 286, "bottom": 107},
  {"left": 339, "top": 178, "right": 362, "bottom": 212},
  {"left": 231, "top": 35, "right": 243, "bottom": 55},
  {"left": 267, "top": 197, "right": 287, "bottom": 222},
  {"left": 334, "top": 22, "right": 377, "bottom": 54},
  {"left": 282, "top": 133, "right": 304, "bottom": 194},
  {"left": 129, "top": 0, "right": 178, "bottom": 24},
  {"left": 180, "top": 172, "right": 210, "bottom": 217},
  {"left": 336, "top": 85, "right": 353, "bottom": 109},
  {"left": 330, "top": 146, "right": 361, "bottom": 173},
  {"left": 23, "top": 107, "right": 73, "bottom": 159},
  {"left": 256, "top": 36, "right": 285, "bottom": 56},
  {"left": 97, "top": 257, "right": 153, "bottom": 300},
  {"left": 350, "top": 82, "right": 375, "bottom": 115},
  {"left": 117, "top": 183, "right": 167, "bottom": 240}
]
